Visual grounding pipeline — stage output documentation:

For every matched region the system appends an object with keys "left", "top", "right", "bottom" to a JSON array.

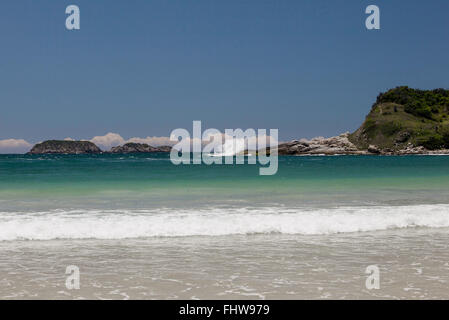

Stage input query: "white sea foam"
[{"left": 1, "top": 205, "right": 449, "bottom": 241}]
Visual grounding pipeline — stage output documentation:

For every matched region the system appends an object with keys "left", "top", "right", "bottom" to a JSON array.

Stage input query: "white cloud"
[
  {"left": 64, "top": 137, "right": 75, "bottom": 141},
  {"left": 0, "top": 139, "right": 32, "bottom": 154},
  {"left": 89, "top": 132, "right": 126, "bottom": 150}
]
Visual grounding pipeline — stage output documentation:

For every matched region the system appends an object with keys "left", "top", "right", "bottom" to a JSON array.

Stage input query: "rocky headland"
[{"left": 278, "top": 86, "right": 449, "bottom": 155}]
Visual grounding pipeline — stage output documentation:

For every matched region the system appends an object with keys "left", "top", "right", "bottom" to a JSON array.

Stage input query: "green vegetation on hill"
[{"left": 349, "top": 86, "right": 449, "bottom": 150}]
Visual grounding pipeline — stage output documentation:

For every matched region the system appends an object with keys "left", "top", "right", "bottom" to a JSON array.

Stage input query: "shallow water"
[{"left": 1, "top": 229, "right": 449, "bottom": 299}]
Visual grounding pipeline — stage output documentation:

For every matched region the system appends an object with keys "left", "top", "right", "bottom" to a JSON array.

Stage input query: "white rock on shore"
[
  {"left": 277, "top": 135, "right": 449, "bottom": 156},
  {"left": 277, "top": 133, "right": 367, "bottom": 155}
]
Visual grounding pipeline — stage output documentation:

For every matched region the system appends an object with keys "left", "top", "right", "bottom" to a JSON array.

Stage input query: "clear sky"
[{"left": 1, "top": 0, "right": 449, "bottom": 152}]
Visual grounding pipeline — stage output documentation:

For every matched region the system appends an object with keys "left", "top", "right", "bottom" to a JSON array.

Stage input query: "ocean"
[{"left": 1, "top": 154, "right": 449, "bottom": 299}]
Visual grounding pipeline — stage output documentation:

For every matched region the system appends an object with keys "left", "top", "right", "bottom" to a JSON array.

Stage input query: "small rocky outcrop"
[
  {"left": 155, "top": 145, "right": 172, "bottom": 153},
  {"left": 388, "top": 143, "right": 449, "bottom": 155},
  {"left": 109, "top": 143, "right": 171, "bottom": 153},
  {"left": 367, "top": 145, "right": 381, "bottom": 154},
  {"left": 277, "top": 133, "right": 368, "bottom": 155},
  {"left": 27, "top": 140, "right": 102, "bottom": 154}
]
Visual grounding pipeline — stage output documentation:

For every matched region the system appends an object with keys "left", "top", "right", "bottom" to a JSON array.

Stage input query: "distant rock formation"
[
  {"left": 277, "top": 133, "right": 367, "bottom": 155},
  {"left": 109, "top": 142, "right": 171, "bottom": 153},
  {"left": 27, "top": 140, "right": 102, "bottom": 154}
]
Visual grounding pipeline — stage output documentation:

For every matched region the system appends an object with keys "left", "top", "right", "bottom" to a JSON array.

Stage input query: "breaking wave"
[{"left": 1, "top": 205, "right": 449, "bottom": 240}]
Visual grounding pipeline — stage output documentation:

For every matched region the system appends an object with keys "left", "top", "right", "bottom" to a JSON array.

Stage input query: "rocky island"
[
  {"left": 27, "top": 140, "right": 102, "bottom": 154},
  {"left": 109, "top": 143, "right": 171, "bottom": 153},
  {"left": 27, "top": 140, "right": 172, "bottom": 154}
]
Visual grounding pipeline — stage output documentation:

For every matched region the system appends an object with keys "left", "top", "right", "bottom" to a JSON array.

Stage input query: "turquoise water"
[
  {"left": 1, "top": 154, "right": 449, "bottom": 240},
  {"left": 1, "top": 154, "right": 449, "bottom": 206}
]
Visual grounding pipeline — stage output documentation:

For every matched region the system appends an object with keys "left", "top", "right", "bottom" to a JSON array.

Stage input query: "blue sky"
[{"left": 1, "top": 0, "right": 449, "bottom": 152}]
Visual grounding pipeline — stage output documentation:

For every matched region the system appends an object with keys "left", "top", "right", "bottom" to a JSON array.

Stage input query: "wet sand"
[{"left": 1, "top": 228, "right": 449, "bottom": 299}]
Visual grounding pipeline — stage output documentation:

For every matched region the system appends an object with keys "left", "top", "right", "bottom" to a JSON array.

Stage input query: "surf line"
[{"left": 169, "top": 120, "right": 278, "bottom": 175}]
